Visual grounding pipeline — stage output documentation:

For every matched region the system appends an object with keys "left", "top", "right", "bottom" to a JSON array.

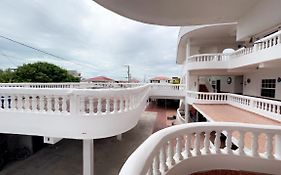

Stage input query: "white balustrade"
[
  {"left": 185, "top": 30, "right": 281, "bottom": 70},
  {"left": 119, "top": 122, "right": 281, "bottom": 175},
  {"left": 186, "top": 91, "right": 281, "bottom": 122}
]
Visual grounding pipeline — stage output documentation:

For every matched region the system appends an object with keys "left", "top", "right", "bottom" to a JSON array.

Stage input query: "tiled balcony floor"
[
  {"left": 193, "top": 104, "right": 281, "bottom": 152},
  {"left": 193, "top": 104, "right": 281, "bottom": 126}
]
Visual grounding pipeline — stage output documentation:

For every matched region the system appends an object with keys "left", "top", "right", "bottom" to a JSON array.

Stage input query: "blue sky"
[{"left": 0, "top": 0, "right": 180, "bottom": 81}]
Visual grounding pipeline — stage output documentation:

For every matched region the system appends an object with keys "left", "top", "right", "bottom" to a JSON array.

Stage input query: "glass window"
[{"left": 261, "top": 79, "right": 276, "bottom": 98}]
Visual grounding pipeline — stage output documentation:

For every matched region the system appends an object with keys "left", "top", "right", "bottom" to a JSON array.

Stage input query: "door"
[{"left": 216, "top": 80, "right": 221, "bottom": 93}]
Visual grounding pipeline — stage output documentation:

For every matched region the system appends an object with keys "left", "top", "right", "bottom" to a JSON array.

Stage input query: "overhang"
[
  {"left": 176, "top": 23, "right": 237, "bottom": 64},
  {"left": 94, "top": 0, "right": 260, "bottom": 26}
]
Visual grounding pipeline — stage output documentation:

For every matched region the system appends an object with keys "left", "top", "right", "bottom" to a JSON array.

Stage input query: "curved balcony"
[
  {"left": 186, "top": 91, "right": 281, "bottom": 122},
  {"left": 120, "top": 122, "right": 281, "bottom": 175},
  {"left": 0, "top": 83, "right": 185, "bottom": 140},
  {"left": 185, "top": 30, "right": 281, "bottom": 71}
]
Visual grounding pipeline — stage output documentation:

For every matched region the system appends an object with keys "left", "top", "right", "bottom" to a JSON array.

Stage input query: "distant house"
[
  {"left": 150, "top": 76, "right": 171, "bottom": 84},
  {"left": 83, "top": 76, "right": 115, "bottom": 83},
  {"left": 116, "top": 78, "right": 140, "bottom": 83}
]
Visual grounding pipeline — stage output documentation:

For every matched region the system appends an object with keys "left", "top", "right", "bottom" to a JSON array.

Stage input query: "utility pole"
[{"left": 124, "top": 65, "right": 131, "bottom": 82}]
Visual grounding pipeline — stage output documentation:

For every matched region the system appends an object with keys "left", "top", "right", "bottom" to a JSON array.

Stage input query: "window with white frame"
[{"left": 261, "top": 79, "right": 276, "bottom": 98}]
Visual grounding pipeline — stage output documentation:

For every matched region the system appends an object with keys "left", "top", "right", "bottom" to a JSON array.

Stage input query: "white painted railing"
[
  {"left": 0, "top": 83, "right": 185, "bottom": 139},
  {"left": 120, "top": 122, "right": 281, "bottom": 175},
  {"left": 0, "top": 82, "right": 144, "bottom": 89},
  {"left": 188, "top": 53, "right": 229, "bottom": 63},
  {"left": 185, "top": 30, "right": 281, "bottom": 69},
  {"left": 186, "top": 91, "right": 281, "bottom": 122},
  {"left": 0, "top": 85, "right": 151, "bottom": 139},
  {"left": 254, "top": 30, "right": 281, "bottom": 51}
]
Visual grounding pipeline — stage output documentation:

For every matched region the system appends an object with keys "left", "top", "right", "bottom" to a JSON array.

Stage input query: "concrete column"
[
  {"left": 275, "top": 135, "right": 281, "bottom": 159},
  {"left": 83, "top": 139, "right": 94, "bottom": 175},
  {"left": 117, "top": 134, "right": 122, "bottom": 141},
  {"left": 196, "top": 111, "right": 199, "bottom": 122},
  {"left": 184, "top": 103, "right": 190, "bottom": 123}
]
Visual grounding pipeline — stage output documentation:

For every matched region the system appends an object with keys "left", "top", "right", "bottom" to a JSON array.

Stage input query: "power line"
[
  {"left": 0, "top": 34, "right": 97, "bottom": 70},
  {"left": 0, "top": 34, "right": 70, "bottom": 61},
  {"left": 0, "top": 51, "right": 18, "bottom": 67}
]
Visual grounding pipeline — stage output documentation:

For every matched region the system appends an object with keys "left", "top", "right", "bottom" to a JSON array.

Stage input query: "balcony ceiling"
[{"left": 94, "top": 0, "right": 261, "bottom": 26}]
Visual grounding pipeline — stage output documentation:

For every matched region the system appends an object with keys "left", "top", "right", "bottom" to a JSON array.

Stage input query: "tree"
[
  {"left": 0, "top": 69, "right": 15, "bottom": 83},
  {"left": 0, "top": 62, "right": 80, "bottom": 83}
]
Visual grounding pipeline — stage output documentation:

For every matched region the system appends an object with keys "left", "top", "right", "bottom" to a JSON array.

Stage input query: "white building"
[
  {"left": 1, "top": 1, "right": 281, "bottom": 175},
  {"left": 150, "top": 76, "right": 171, "bottom": 84}
]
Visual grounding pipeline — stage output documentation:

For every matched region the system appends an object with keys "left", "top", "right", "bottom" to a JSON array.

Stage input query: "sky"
[{"left": 0, "top": 0, "right": 180, "bottom": 81}]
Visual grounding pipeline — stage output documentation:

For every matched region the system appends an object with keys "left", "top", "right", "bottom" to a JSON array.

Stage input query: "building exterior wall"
[{"left": 243, "top": 68, "right": 281, "bottom": 100}]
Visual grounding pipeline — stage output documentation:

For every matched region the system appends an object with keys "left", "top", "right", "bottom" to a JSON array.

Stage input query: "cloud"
[{"left": 0, "top": 0, "right": 180, "bottom": 81}]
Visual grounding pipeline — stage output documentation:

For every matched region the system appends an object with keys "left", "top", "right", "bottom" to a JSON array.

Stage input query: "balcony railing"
[
  {"left": 186, "top": 91, "right": 281, "bottom": 122},
  {"left": 0, "top": 83, "right": 185, "bottom": 139},
  {"left": 185, "top": 30, "right": 281, "bottom": 70},
  {"left": 120, "top": 122, "right": 281, "bottom": 175}
]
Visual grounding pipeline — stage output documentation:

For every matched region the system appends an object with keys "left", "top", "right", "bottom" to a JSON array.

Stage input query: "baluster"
[
  {"left": 129, "top": 95, "right": 133, "bottom": 110},
  {"left": 146, "top": 165, "right": 153, "bottom": 175},
  {"left": 24, "top": 95, "right": 30, "bottom": 111},
  {"left": 62, "top": 97, "right": 67, "bottom": 113},
  {"left": 54, "top": 96, "right": 60, "bottom": 113},
  {"left": 275, "top": 134, "right": 281, "bottom": 159},
  {"left": 238, "top": 131, "right": 245, "bottom": 155},
  {"left": 31, "top": 95, "right": 37, "bottom": 112},
  {"left": 97, "top": 98, "right": 102, "bottom": 114},
  {"left": 251, "top": 132, "right": 258, "bottom": 157},
  {"left": 81, "top": 97, "right": 86, "bottom": 114},
  {"left": 167, "top": 141, "right": 175, "bottom": 166},
  {"left": 265, "top": 133, "right": 274, "bottom": 159},
  {"left": 194, "top": 132, "right": 201, "bottom": 156},
  {"left": 47, "top": 96, "right": 53, "bottom": 112},
  {"left": 89, "top": 98, "right": 94, "bottom": 114},
  {"left": 106, "top": 98, "right": 110, "bottom": 113},
  {"left": 17, "top": 95, "right": 23, "bottom": 111},
  {"left": 131, "top": 96, "right": 135, "bottom": 109},
  {"left": 204, "top": 131, "right": 210, "bottom": 154},
  {"left": 39, "top": 96, "right": 45, "bottom": 112},
  {"left": 153, "top": 154, "right": 161, "bottom": 175},
  {"left": 159, "top": 146, "right": 168, "bottom": 172},
  {"left": 10, "top": 95, "right": 16, "bottom": 111},
  {"left": 175, "top": 137, "right": 183, "bottom": 161},
  {"left": 113, "top": 98, "right": 117, "bottom": 113},
  {"left": 125, "top": 96, "right": 129, "bottom": 111},
  {"left": 215, "top": 130, "right": 221, "bottom": 153},
  {"left": 185, "top": 134, "right": 191, "bottom": 158},
  {"left": 226, "top": 130, "right": 232, "bottom": 154},
  {"left": 119, "top": 97, "right": 124, "bottom": 112},
  {"left": 2, "top": 95, "right": 7, "bottom": 110}
]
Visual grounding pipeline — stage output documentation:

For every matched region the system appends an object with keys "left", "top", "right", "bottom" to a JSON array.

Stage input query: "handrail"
[
  {"left": 186, "top": 91, "right": 281, "bottom": 122},
  {"left": 0, "top": 83, "right": 185, "bottom": 139},
  {"left": 185, "top": 29, "right": 281, "bottom": 68},
  {"left": 119, "top": 122, "right": 281, "bottom": 175}
]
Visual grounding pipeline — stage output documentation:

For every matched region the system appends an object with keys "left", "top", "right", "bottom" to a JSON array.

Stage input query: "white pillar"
[
  {"left": 184, "top": 103, "right": 189, "bottom": 123},
  {"left": 83, "top": 139, "right": 94, "bottom": 175},
  {"left": 117, "top": 134, "right": 122, "bottom": 141},
  {"left": 275, "top": 135, "right": 281, "bottom": 159}
]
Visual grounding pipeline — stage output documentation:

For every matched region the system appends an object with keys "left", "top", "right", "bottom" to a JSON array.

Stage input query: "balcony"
[
  {"left": 0, "top": 83, "right": 185, "bottom": 140},
  {"left": 120, "top": 122, "right": 281, "bottom": 175},
  {"left": 185, "top": 30, "right": 281, "bottom": 71}
]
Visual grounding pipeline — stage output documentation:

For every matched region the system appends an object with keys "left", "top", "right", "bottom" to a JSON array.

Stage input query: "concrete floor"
[{"left": 0, "top": 111, "right": 157, "bottom": 175}]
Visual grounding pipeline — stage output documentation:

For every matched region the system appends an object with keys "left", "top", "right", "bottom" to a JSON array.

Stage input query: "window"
[{"left": 261, "top": 79, "right": 276, "bottom": 98}]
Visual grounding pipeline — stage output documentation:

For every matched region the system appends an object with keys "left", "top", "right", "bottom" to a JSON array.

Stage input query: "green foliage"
[
  {"left": 0, "top": 62, "right": 80, "bottom": 83},
  {"left": 0, "top": 69, "right": 15, "bottom": 83}
]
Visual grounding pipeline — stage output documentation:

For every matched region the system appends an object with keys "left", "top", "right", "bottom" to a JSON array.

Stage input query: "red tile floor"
[{"left": 145, "top": 102, "right": 270, "bottom": 175}]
